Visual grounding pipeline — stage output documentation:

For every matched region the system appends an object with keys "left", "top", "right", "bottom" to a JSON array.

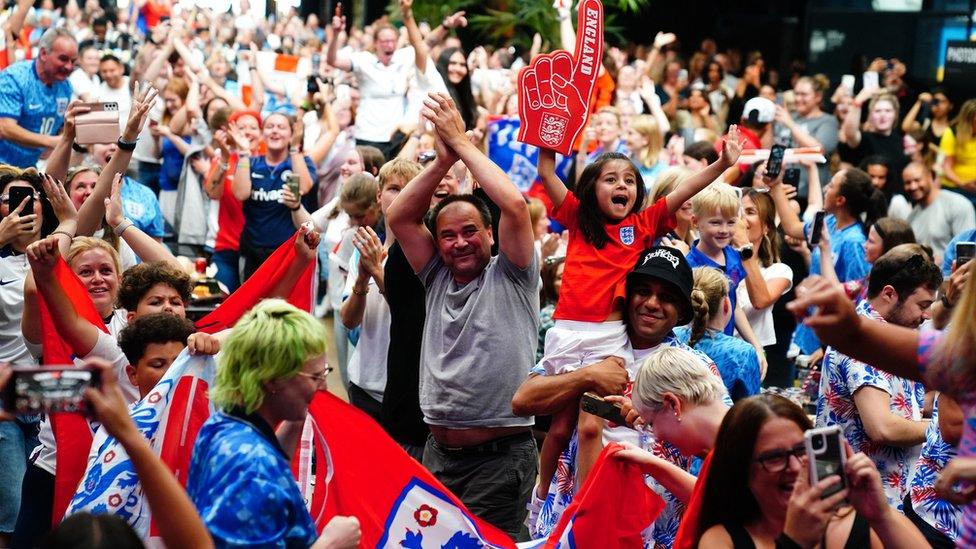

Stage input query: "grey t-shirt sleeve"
[
  {"left": 495, "top": 250, "right": 541, "bottom": 289},
  {"left": 418, "top": 252, "right": 444, "bottom": 288}
]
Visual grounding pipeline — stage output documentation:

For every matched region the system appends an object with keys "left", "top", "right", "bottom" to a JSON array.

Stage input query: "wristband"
[
  {"left": 352, "top": 286, "right": 368, "bottom": 296},
  {"left": 289, "top": 146, "right": 302, "bottom": 156},
  {"left": 775, "top": 534, "right": 804, "bottom": 549},
  {"left": 72, "top": 142, "right": 89, "bottom": 153},
  {"left": 117, "top": 137, "right": 137, "bottom": 151},
  {"left": 51, "top": 229, "right": 75, "bottom": 239},
  {"left": 112, "top": 218, "right": 134, "bottom": 237},
  {"left": 289, "top": 203, "right": 301, "bottom": 211}
]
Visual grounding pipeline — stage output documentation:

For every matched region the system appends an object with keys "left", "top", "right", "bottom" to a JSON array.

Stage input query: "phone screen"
[
  {"left": 809, "top": 211, "right": 826, "bottom": 246},
  {"left": 2, "top": 366, "right": 99, "bottom": 416},
  {"left": 766, "top": 144, "right": 787, "bottom": 178},
  {"left": 957, "top": 241, "right": 976, "bottom": 266},
  {"left": 7, "top": 186, "right": 35, "bottom": 214},
  {"left": 286, "top": 174, "right": 300, "bottom": 197}
]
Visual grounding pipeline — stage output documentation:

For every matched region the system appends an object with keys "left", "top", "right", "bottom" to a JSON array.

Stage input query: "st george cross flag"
[
  {"left": 195, "top": 231, "right": 316, "bottom": 333},
  {"left": 41, "top": 257, "right": 109, "bottom": 525},
  {"left": 304, "top": 393, "right": 664, "bottom": 548},
  {"left": 66, "top": 351, "right": 216, "bottom": 538},
  {"left": 304, "top": 392, "right": 517, "bottom": 548}
]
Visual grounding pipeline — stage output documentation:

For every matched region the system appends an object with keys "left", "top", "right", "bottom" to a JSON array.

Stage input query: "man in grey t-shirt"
[
  {"left": 387, "top": 92, "right": 539, "bottom": 539},
  {"left": 904, "top": 162, "right": 976, "bottom": 264}
]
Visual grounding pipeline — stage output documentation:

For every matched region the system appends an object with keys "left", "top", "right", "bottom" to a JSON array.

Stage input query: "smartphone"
[
  {"left": 862, "top": 71, "right": 879, "bottom": 91},
  {"left": 307, "top": 75, "right": 319, "bottom": 94},
  {"left": 783, "top": 167, "right": 801, "bottom": 187},
  {"left": 81, "top": 101, "right": 119, "bottom": 113},
  {"left": 285, "top": 173, "right": 301, "bottom": 198},
  {"left": 840, "top": 74, "right": 855, "bottom": 92},
  {"left": 809, "top": 210, "right": 826, "bottom": 246},
  {"left": 1, "top": 366, "right": 100, "bottom": 416},
  {"left": 957, "top": 241, "right": 976, "bottom": 267},
  {"left": 805, "top": 426, "right": 847, "bottom": 498},
  {"left": 311, "top": 52, "right": 321, "bottom": 70},
  {"left": 678, "top": 69, "right": 688, "bottom": 82},
  {"left": 7, "top": 185, "right": 35, "bottom": 214},
  {"left": 765, "top": 144, "right": 787, "bottom": 178},
  {"left": 580, "top": 392, "right": 628, "bottom": 426}
]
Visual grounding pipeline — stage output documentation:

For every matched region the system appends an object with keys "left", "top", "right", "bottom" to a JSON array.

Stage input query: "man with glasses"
[
  {"left": 815, "top": 247, "right": 943, "bottom": 509},
  {"left": 0, "top": 28, "right": 76, "bottom": 168}
]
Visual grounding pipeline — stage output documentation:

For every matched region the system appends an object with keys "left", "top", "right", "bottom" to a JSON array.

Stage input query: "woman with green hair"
[{"left": 186, "top": 299, "right": 361, "bottom": 548}]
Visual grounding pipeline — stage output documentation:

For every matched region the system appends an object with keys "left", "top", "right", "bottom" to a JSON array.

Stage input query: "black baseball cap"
[{"left": 627, "top": 246, "right": 694, "bottom": 325}]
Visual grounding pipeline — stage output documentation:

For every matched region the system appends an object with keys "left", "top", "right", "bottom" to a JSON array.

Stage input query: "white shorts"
[{"left": 538, "top": 320, "right": 630, "bottom": 376}]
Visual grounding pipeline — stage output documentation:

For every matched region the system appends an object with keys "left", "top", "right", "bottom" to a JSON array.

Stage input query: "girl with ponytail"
[
  {"left": 768, "top": 166, "right": 883, "bottom": 355},
  {"left": 676, "top": 267, "right": 762, "bottom": 401}
]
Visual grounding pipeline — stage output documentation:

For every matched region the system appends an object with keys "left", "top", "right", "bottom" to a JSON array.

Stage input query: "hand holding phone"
[
  {"left": 765, "top": 144, "right": 787, "bottom": 178},
  {"left": 1, "top": 365, "right": 100, "bottom": 416},
  {"left": 7, "top": 186, "right": 36, "bottom": 215},
  {"left": 957, "top": 241, "right": 975, "bottom": 267},
  {"left": 783, "top": 167, "right": 801, "bottom": 187},
  {"left": 805, "top": 426, "right": 847, "bottom": 499},
  {"left": 580, "top": 392, "right": 628, "bottom": 426}
]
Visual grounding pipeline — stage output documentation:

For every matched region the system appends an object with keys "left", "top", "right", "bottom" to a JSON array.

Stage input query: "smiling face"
[
  {"left": 98, "top": 58, "right": 124, "bottom": 89},
  {"left": 742, "top": 195, "right": 766, "bottom": 247},
  {"left": 793, "top": 80, "right": 819, "bottom": 116},
  {"left": 594, "top": 159, "right": 638, "bottom": 222},
  {"left": 339, "top": 149, "right": 364, "bottom": 181},
  {"left": 446, "top": 51, "right": 467, "bottom": 85},
  {"left": 38, "top": 36, "right": 78, "bottom": 83},
  {"left": 262, "top": 113, "right": 293, "bottom": 154},
  {"left": 71, "top": 248, "right": 120, "bottom": 316},
  {"left": 435, "top": 201, "right": 494, "bottom": 284},
  {"left": 903, "top": 164, "right": 932, "bottom": 204},
  {"left": 374, "top": 27, "right": 398, "bottom": 64},
  {"left": 80, "top": 47, "right": 100, "bottom": 75},
  {"left": 748, "top": 417, "right": 806, "bottom": 517},
  {"left": 626, "top": 278, "right": 682, "bottom": 348},
  {"left": 68, "top": 170, "right": 98, "bottom": 210},
  {"left": 431, "top": 163, "right": 462, "bottom": 206},
  {"left": 163, "top": 90, "right": 184, "bottom": 115},
  {"left": 694, "top": 209, "right": 738, "bottom": 250}
]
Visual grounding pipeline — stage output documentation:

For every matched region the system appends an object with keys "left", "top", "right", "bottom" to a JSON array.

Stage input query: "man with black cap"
[{"left": 512, "top": 246, "right": 722, "bottom": 546}]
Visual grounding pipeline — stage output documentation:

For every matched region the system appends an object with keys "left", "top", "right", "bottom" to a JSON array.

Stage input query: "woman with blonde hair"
[
  {"left": 939, "top": 98, "right": 976, "bottom": 206},
  {"left": 676, "top": 267, "right": 762, "bottom": 401},
  {"left": 627, "top": 114, "right": 668, "bottom": 185},
  {"left": 649, "top": 166, "right": 695, "bottom": 247},
  {"left": 842, "top": 91, "right": 909, "bottom": 193}
]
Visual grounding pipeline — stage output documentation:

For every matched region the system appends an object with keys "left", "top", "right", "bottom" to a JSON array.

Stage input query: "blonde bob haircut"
[
  {"left": 211, "top": 299, "right": 328, "bottom": 414},
  {"left": 632, "top": 346, "right": 726, "bottom": 416},
  {"left": 692, "top": 182, "right": 740, "bottom": 220}
]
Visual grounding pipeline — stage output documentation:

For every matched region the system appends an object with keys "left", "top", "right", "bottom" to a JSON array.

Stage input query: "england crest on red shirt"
[{"left": 619, "top": 226, "right": 635, "bottom": 245}]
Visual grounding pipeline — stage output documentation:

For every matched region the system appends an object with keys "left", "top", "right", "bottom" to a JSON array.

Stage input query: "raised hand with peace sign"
[{"left": 517, "top": 0, "right": 604, "bottom": 155}]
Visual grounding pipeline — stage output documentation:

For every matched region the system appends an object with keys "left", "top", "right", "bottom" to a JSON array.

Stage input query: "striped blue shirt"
[{"left": 0, "top": 60, "right": 71, "bottom": 168}]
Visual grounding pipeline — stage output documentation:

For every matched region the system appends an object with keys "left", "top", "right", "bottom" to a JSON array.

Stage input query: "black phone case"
[{"left": 580, "top": 394, "right": 627, "bottom": 425}]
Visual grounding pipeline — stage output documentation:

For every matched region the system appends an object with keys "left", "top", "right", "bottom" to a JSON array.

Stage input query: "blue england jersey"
[{"left": 0, "top": 60, "right": 71, "bottom": 168}]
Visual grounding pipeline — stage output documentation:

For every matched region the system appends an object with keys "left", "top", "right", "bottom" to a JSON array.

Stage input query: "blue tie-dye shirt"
[
  {"left": 0, "top": 60, "right": 71, "bottom": 168},
  {"left": 187, "top": 411, "right": 317, "bottom": 548}
]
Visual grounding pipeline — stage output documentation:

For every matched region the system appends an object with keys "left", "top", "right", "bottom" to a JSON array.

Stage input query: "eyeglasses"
[
  {"left": 296, "top": 367, "right": 334, "bottom": 385},
  {"left": 755, "top": 443, "right": 806, "bottom": 473}
]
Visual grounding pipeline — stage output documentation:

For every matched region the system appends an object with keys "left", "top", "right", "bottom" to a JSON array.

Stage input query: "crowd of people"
[{"left": 1, "top": 0, "right": 976, "bottom": 547}]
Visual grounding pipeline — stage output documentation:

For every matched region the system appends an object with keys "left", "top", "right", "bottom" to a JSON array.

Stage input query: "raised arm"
[
  {"left": 537, "top": 148, "right": 568, "bottom": 209},
  {"left": 386, "top": 149, "right": 452, "bottom": 273},
  {"left": 3, "top": 0, "right": 34, "bottom": 37},
  {"left": 399, "top": 0, "right": 428, "bottom": 73},
  {"left": 424, "top": 11, "right": 466, "bottom": 50},
  {"left": 104, "top": 173, "right": 179, "bottom": 268},
  {"left": 25, "top": 237, "right": 101, "bottom": 357},
  {"left": 76, "top": 86, "right": 158, "bottom": 236},
  {"left": 326, "top": 4, "right": 352, "bottom": 72},
  {"left": 228, "top": 122, "right": 254, "bottom": 202},
  {"left": 842, "top": 89, "right": 875, "bottom": 149},
  {"left": 424, "top": 92, "right": 534, "bottom": 268},
  {"left": 767, "top": 169, "right": 806, "bottom": 240},
  {"left": 266, "top": 223, "right": 319, "bottom": 299},
  {"left": 666, "top": 125, "right": 741, "bottom": 212}
]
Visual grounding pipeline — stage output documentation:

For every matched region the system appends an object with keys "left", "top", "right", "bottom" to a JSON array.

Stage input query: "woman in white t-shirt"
[{"left": 736, "top": 188, "right": 793, "bottom": 348}]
